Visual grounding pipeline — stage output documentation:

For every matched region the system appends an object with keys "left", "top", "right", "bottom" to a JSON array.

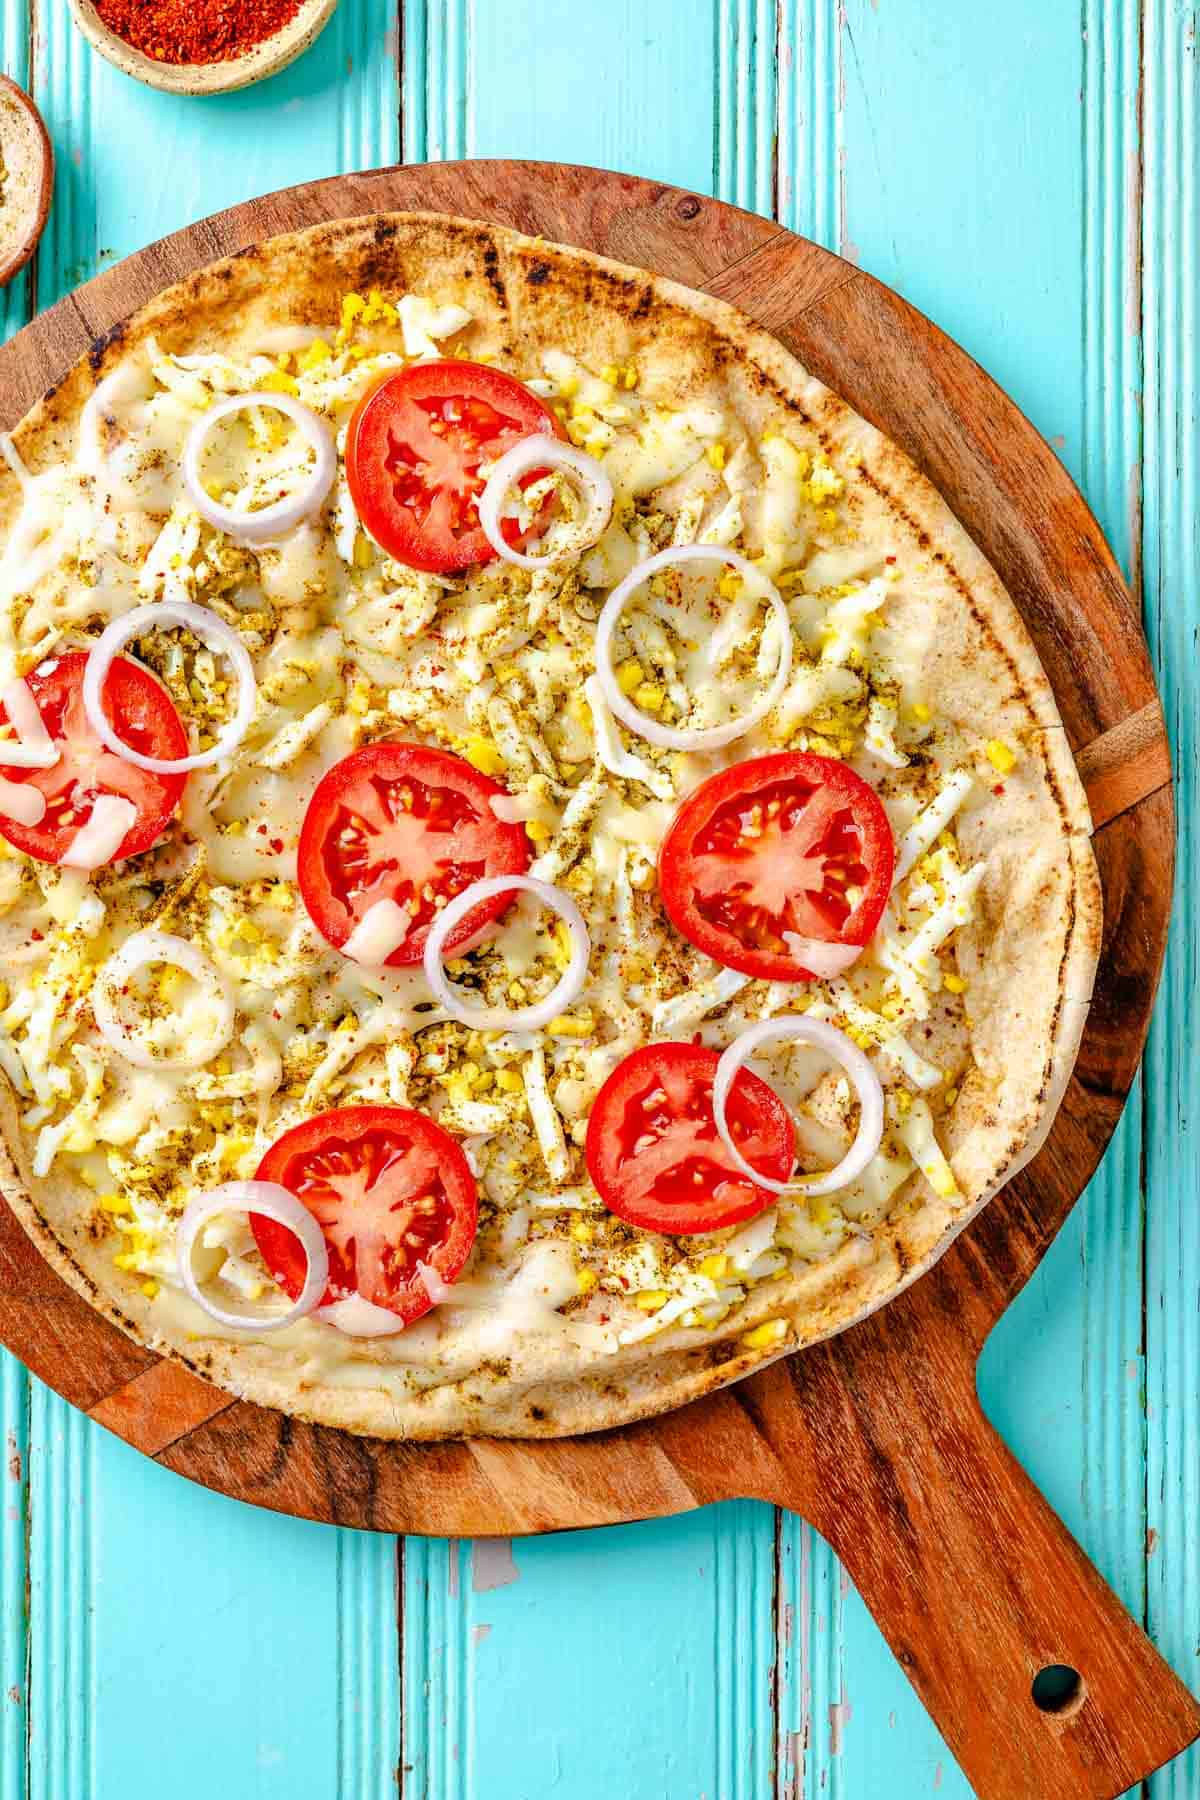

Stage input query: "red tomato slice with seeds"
[
  {"left": 297, "top": 741, "right": 531, "bottom": 966},
  {"left": 658, "top": 752, "right": 895, "bottom": 983},
  {"left": 345, "top": 360, "right": 564, "bottom": 573},
  {"left": 585, "top": 1043, "right": 794, "bottom": 1235},
  {"left": 0, "top": 652, "right": 188, "bottom": 866},
  {"left": 253, "top": 1105, "right": 478, "bottom": 1323}
]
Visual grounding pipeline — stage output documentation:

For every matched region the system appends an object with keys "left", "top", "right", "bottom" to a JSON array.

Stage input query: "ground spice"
[{"left": 93, "top": 0, "right": 304, "bottom": 65}]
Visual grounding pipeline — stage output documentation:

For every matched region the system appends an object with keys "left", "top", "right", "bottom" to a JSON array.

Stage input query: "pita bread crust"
[{"left": 0, "top": 212, "right": 1101, "bottom": 1439}]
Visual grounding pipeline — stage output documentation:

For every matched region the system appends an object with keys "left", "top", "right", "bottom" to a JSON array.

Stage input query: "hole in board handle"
[{"left": 1032, "top": 1665, "right": 1086, "bottom": 1717}]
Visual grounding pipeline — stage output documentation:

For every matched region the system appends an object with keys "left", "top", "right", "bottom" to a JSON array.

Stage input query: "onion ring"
[
  {"left": 423, "top": 875, "right": 590, "bottom": 1031},
  {"left": 83, "top": 600, "right": 256, "bottom": 774},
  {"left": 478, "top": 434, "right": 613, "bottom": 570},
  {"left": 177, "top": 1181, "right": 328, "bottom": 1333},
  {"left": 182, "top": 392, "right": 336, "bottom": 544},
  {"left": 93, "top": 929, "right": 235, "bottom": 1070},
  {"left": 713, "top": 1017, "right": 885, "bottom": 1198},
  {"left": 594, "top": 545, "right": 792, "bottom": 751}
]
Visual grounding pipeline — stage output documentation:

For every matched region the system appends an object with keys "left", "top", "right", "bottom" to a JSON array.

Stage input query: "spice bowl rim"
[
  {"left": 67, "top": 0, "right": 339, "bottom": 97},
  {"left": 0, "top": 75, "right": 54, "bottom": 288}
]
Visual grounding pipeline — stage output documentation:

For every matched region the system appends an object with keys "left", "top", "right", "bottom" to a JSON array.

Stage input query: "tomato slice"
[
  {"left": 658, "top": 752, "right": 895, "bottom": 982},
  {"left": 253, "top": 1105, "right": 478, "bottom": 1323},
  {"left": 585, "top": 1043, "right": 794, "bottom": 1235},
  {"left": 345, "top": 360, "right": 564, "bottom": 573},
  {"left": 297, "top": 741, "right": 531, "bottom": 966},
  {"left": 0, "top": 652, "right": 188, "bottom": 866}
]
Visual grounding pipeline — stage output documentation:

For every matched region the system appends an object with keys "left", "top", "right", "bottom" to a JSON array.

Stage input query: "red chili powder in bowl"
[{"left": 92, "top": 0, "right": 304, "bottom": 65}]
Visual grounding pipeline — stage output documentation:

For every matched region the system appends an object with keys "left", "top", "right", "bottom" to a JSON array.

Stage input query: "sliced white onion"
[
  {"left": 423, "top": 874, "right": 590, "bottom": 1031},
  {"left": 594, "top": 545, "right": 792, "bottom": 751},
  {"left": 0, "top": 432, "right": 31, "bottom": 486},
  {"left": 93, "top": 929, "right": 235, "bottom": 1070},
  {"left": 416, "top": 1259, "right": 455, "bottom": 1305},
  {"left": 0, "top": 776, "right": 46, "bottom": 827},
  {"left": 315, "top": 1294, "right": 407, "bottom": 1338},
  {"left": 0, "top": 677, "right": 59, "bottom": 769},
  {"left": 177, "top": 1180, "right": 328, "bottom": 1334},
  {"left": 781, "top": 933, "right": 864, "bottom": 979},
  {"left": 83, "top": 600, "right": 257, "bottom": 774},
  {"left": 60, "top": 794, "right": 137, "bottom": 869},
  {"left": 713, "top": 1016, "right": 885, "bottom": 1198},
  {"left": 489, "top": 792, "right": 534, "bottom": 824},
  {"left": 182, "top": 392, "right": 336, "bottom": 545},
  {"left": 340, "top": 898, "right": 412, "bottom": 966},
  {"left": 315, "top": 1261, "right": 459, "bottom": 1334},
  {"left": 478, "top": 434, "right": 614, "bottom": 570}
]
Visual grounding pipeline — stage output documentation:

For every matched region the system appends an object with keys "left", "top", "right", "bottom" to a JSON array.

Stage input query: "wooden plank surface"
[
  {"left": 1141, "top": 13, "right": 1200, "bottom": 1800},
  {"left": 824, "top": 7, "right": 1154, "bottom": 1796},
  {"left": 0, "top": 1, "right": 1196, "bottom": 1796},
  {"left": 0, "top": 87, "right": 1183, "bottom": 1800}
]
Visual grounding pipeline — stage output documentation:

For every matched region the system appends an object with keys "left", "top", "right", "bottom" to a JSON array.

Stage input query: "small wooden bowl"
[
  {"left": 67, "top": 0, "right": 338, "bottom": 97},
  {"left": 0, "top": 77, "right": 53, "bottom": 288}
]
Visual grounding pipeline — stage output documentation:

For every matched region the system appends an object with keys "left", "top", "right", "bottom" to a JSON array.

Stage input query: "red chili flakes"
[{"left": 93, "top": 0, "right": 303, "bottom": 65}]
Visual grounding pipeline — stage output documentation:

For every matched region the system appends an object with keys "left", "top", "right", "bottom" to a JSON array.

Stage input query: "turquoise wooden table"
[{"left": 0, "top": 2, "right": 1195, "bottom": 1795}]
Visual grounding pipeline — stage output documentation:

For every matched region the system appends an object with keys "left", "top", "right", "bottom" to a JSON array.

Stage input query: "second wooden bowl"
[{"left": 0, "top": 77, "right": 53, "bottom": 286}]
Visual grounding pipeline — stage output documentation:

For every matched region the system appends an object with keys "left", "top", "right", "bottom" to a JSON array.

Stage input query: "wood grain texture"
[
  {"left": 25, "top": 1378, "right": 95, "bottom": 1800},
  {"left": 773, "top": 15, "right": 870, "bottom": 1786},
  {"left": 1076, "top": 703, "right": 1173, "bottom": 829},
  {"left": 0, "top": 156, "right": 1190, "bottom": 1796},
  {"left": 1, "top": 7, "right": 40, "bottom": 1791},
  {"left": 971, "top": 16, "right": 1154, "bottom": 1776},
  {"left": 737, "top": 1355, "right": 1199, "bottom": 1800},
  {"left": 0, "top": 1354, "right": 27, "bottom": 1800},
  {"left": 1141, "top": 14, "right": 1200, "bottom": 1800},
  {"left": 86, "top": 1357, "right": 234, "bottom": 1456}
]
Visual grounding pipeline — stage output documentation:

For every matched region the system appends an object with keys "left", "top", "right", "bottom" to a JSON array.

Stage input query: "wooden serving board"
[{"left": 0, "top": 162, "right": 1190, "bottom": 1799}]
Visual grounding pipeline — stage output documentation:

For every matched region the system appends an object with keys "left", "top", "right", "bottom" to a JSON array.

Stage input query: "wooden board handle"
[
  {"left": 823, "top": 1400, "right": 1198, "bottom": 1797},
  {"left": 738, "top": 1344, "right": 1200, "bottom": 1798}
]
